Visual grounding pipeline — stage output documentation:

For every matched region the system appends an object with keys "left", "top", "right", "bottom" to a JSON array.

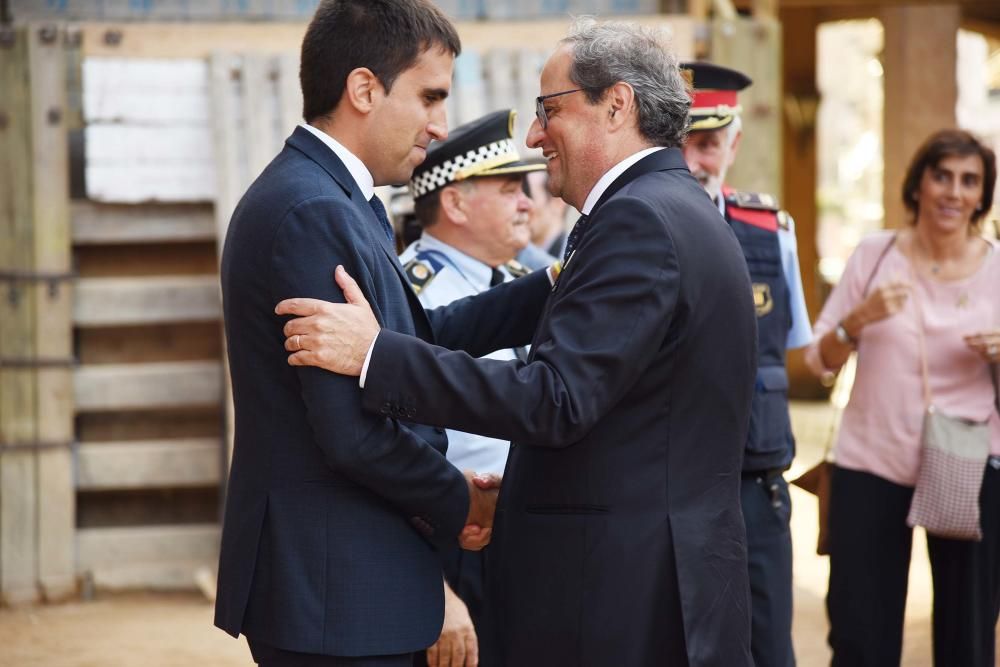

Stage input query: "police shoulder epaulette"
[
  {"left": 403, "top": 257, "right": 437, "bottom": 294},
  {"left": 725, "top": 189, "right": 780, "bottom": 213},
  {"left": 504, "top": 259, "right": 530, "bottom": 278},
  {"left": 725, "top": 189, "right": 782, "bottom": 233}
]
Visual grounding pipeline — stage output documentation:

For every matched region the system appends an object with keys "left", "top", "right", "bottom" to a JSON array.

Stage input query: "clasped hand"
[{"left": 461, "top": 472, "right": 501, "bottom": 551}]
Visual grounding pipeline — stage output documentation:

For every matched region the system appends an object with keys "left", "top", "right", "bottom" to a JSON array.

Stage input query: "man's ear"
[
  {"left": 439, "top": 185, "right": 469, "bottom": 225},
  {"left": 343, "top": 67, "right": 380, "bottom": 114},
  {"left": 607, "top": 81, "right": 635, "bottom": 129},
  {"left": 727, "top": 129, "right": 743, "bottom": 168}
]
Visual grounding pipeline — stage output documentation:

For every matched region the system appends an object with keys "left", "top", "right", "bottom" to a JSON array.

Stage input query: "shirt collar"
[
  {"left": 418, "top": 233, "right": 497, "bottom": 291},
  {"left": 580, "top": 147, "right": 665, "bottom": 215},
  {"left": 299, "top": 123, "right": 375, "bottom": 200}
]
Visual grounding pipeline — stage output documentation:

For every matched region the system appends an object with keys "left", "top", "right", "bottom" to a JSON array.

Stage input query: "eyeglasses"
[{"left": 535, "top": 88, "right": 582, "bottom": 129}]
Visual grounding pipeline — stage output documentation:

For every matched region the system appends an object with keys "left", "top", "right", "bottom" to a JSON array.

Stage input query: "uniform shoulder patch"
[
  {"left": 725, "top": 189, "right": 780, "bottom": 213},
  {"left": 504, "top": 259, "right": 530, "bottom": 278},
  {"left": 403, "top": 258, "right": 436, "bottom": 294}
]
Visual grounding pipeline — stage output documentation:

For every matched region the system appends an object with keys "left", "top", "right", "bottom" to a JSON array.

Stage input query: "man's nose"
[{"left": 526, "top": 118, "right": 544, "bottom": 150}]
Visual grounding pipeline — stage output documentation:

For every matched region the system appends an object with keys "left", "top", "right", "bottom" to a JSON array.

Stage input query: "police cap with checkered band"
[{"left": 408, "top": 109, "right": 545, "bottom": 200}]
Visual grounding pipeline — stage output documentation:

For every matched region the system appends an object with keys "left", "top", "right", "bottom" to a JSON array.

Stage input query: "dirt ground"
[{"left": 0, "top": 402, "right": 994, "bottom": 666}]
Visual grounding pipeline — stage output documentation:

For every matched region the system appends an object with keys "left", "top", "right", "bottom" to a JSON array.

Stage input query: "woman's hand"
[
  {"left": 846, "top": 279, "right": 911, "bottom": 331},
  {"left": 963, "top": 330, "right": 1000, "bottom": 364}
]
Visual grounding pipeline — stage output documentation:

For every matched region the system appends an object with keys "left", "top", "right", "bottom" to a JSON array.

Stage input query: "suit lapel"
[{"left": 286, "top": 127, "right": 433, "bottom": 336}]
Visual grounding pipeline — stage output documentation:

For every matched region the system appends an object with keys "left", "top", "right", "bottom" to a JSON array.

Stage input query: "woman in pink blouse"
[{"left": 806, "top": 129, "right": 999, "bottom": 667}]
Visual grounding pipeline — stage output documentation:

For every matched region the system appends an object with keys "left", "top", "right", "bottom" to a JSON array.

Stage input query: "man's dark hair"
[
  {"left": 902, "top": 128, "right": 996, "bottom": 227},
  {"left": 300, "top": 0, "right": 461, "bottom": 123}
]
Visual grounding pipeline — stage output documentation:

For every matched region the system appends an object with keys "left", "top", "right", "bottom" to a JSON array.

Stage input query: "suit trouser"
[
  {"left": 247, "top": 638, "right": 414, "bottom": 667},
  {"left": 826, "top": 462, "right": 1000, "bottom": 667},
  {"left": 741, "top": 472, "right": 796, "bottom": 667}
]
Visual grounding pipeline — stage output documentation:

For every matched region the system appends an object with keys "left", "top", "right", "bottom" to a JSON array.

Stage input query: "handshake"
[{"left": 460, "top": 471, "right": 501, "bottom": 551}]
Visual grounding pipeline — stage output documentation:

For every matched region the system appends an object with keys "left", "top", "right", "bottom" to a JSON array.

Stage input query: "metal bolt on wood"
[
  {"left": 38, "top": 25, "right": 59, "bottom": 45},
  {"left": 103, "top": 29, "right": 123, "bottom": 47},
  {"left": 47, "top": 107, "right": 62, "bottom": 126}
]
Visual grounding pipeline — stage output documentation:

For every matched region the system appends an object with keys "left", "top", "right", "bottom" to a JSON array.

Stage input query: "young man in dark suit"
[
  {"left": 278, "top": 18, "right": 759, "bottom": 667},
  {"left": 214, "top": 2, "right": 552, "bottom": 665}
]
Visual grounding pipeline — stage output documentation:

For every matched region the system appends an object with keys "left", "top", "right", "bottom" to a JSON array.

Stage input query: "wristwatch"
[{"left": 834, "top": 321, "right": 857, "bottom": 347}]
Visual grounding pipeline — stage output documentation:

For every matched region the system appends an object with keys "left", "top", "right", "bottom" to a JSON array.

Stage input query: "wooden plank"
[
  {"left": 84, "top": 559, "right": 217, "bottom": 592},
  {"left": 75, "top": 242, "right": 219, "bottom": 278},
  {"left": 710, "top": 16, "right": 783, "bottom": 201},
  {"left": 0, "top": 26, "right": 40, "bottom": 606},
  {"left": 77, "top": 524, "right": 219, "bottom": 571},
  {"left": 277, "top": 53, "right": 302, "bottom": 141},
  {"left": 74, "top": 276, "right": 221, "bottom": 327},
  {"left": 77, "top": 322, "right": 223, "bottom": 366},
  {"left": 77, "top": 438, "right": 221, "bottom": 490},
  {"left": 74, "top": 361, "right": 223, "bottom": 412},
  {"left": 210, "top": 51, "right": 242, "bottom": 244},
  {"left": 82, "top": 57, "right": 209, "bottom": 124},
  {"left": 72, "top": 201, "right": 216, "bottom": 245},
  {"left": 86, "top": 164, "right": 216, "bottom": 203},
  {"left": 78, "top": 409, "right": 222, "bottom": 443},
  {"left": 77, "top": 18, "right": 697, "bottom": 60},
  {"left": 242, "top": 53, "right": 277, "bottom": 185},
  {"left": 881, "top": 5, "right": 958, "bottom": 230},
  {"left": 28, "top": 22, "right": 77, "bottom": 602}
]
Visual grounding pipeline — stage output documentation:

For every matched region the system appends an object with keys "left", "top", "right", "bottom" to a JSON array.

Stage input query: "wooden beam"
[
  {"left": 28, "top": 22, "right": 76, "bottom": 602},
  {"left": 74, "top": 276, "right": 221, "bottom": 327},
  {"left": 77, "top": 524, "right": 219, "bottom": 590},
  {"left": 779, "top": 6, "right": 826, "bottom": 399},
  {"left": 881, "top": 5, "right": 959, "bottom": 230},
  {"left": 78, "top": 18, "right": 697, "bottom": 60},
  {"left": 76, "top": 438, "right": 221, "bottom": 490},
  {"left": 0, "top": 26, "right": 40, "bottom": 606},
  {"left": 710, "top": 15, "right": 784, "bottom": 200},
  {"left": 71, "top": 202, "right": 215, "bottom": 245},
  {"left": 74, "top": 361, "right": 223, "bottom": 412}
]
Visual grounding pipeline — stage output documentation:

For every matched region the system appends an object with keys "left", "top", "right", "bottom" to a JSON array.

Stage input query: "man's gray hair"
[{"left": 562, "top": 18, "right": 690, "bottom": 148}]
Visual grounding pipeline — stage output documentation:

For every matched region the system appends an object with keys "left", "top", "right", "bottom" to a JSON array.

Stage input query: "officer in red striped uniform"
[{"left": 681, "top": 61, "right": 813, "bottom": 667}]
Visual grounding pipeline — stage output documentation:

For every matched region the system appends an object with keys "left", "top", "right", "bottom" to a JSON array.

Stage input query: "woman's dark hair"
[
  {"left": 901, "top": 129, "right": 996, "bottom": 227},
  {"left": 300, "top": 0, "right": 461, "bottom": 123}
]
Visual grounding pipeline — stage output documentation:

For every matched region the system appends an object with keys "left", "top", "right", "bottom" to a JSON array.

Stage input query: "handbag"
[
  {"left": 791, "top": 235, "right": 897, "bottom": 555},
  {"left": 904, "top": 269, "right": 993, "bottom": 541}
]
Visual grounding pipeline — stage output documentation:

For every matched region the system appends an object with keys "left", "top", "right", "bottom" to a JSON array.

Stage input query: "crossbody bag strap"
[
  {"left": 899, "top": 238, "right": 934, "bottom": 410},
  {"left": 861, "top": 234, "right": 898, "bottom": 297}
]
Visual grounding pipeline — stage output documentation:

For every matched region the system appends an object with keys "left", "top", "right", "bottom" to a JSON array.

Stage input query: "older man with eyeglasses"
[{"left": 276, "top": 18, "right": 758, "bottom": 667}]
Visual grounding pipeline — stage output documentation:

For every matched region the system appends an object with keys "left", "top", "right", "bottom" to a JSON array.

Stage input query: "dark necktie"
[
  {"left": 489, "top": 266, "right": 528, "bottom": 361},
  {"left": 489, "top": 267, "right": 505, "bottom": 287},
  {"left": 562, "top": 214, "right": 590, "bottom": 263},
  {"left": 368, "top": 195, "right": 394, "bottom": 244}
]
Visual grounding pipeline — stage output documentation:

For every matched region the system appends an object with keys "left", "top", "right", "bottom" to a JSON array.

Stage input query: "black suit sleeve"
[
  {"left": 425, "top": 269, "right": 552, "bottom": 356},
  {"left": 271, "top": 196, "right": 469, "bottom": 548},
  {"left": 362, "top": 196, "right": 680, "bottom": 447}
]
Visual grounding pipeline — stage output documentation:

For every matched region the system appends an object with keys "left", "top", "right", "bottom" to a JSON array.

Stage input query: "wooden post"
[
  {"left": 779, "top": 7, "right": 824, "bottom": 398},
  {"left": 0, "top": 24, "right": 40, "bottom": 606},
  {"left": 881, "top": 4, "right": 959, "bottom": 230},
  {"left": 28, "top": 23, "right": 76, "bottom": 602},
  {"left": 710, "top": 15, "right": 784, "bottom": 201},
  {"left": 0, "top": 23, "right": 75, "bottom": 605}
]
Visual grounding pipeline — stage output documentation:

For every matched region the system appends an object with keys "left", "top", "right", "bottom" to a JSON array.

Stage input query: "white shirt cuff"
[{"left": 359, "top": 331, "right": 379, "bottom": 388}]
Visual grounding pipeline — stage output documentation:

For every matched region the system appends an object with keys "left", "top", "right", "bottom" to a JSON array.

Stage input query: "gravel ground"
[{"left": 2, "top": 402, "right": 994, "bottom": 667}]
